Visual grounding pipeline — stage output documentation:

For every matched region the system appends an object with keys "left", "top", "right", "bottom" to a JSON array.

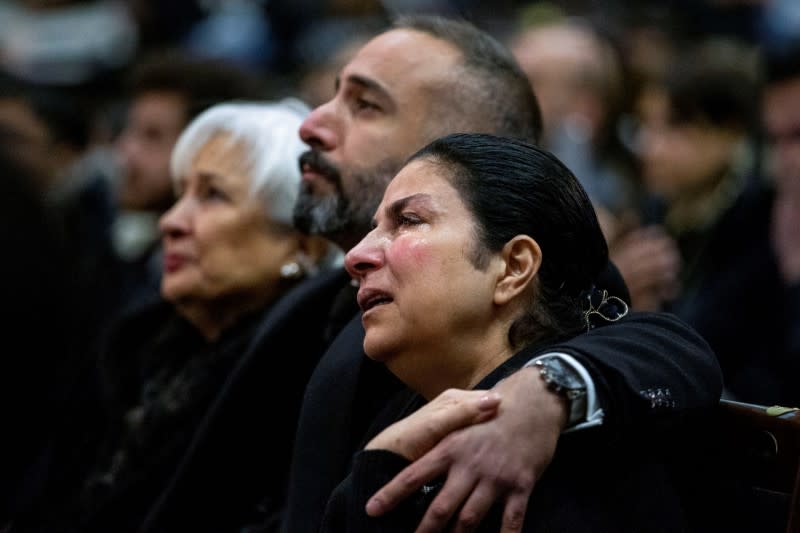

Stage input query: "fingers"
[
  {"left": 366, "top": 390, "right": 501, "bottom": 519},
  {"left": 499, "top": 490, "right": 530, "bottom": 533},
  {"left": 610, "top": 225, "right": 681, "bottom": 309},
  {"left": 412, "top": 471, "right": 532, "bottom": 533},
  {"left": 617, "top": 230, "right": 680, "bottom": 281},
  {"left": 366, "top": 389, "right": 500, "bottom": 460},
  {"left": 413, "top": 468, "right": 478, "bottom": 533},
  {"left": 367, "top": 372, "right": 553, "bottom": 532},
  {"left": 451, "top": 481, "right": 496, "bottom": 533},
  {"left": 423, "top": 390, "right": 502, "bottom": 440},
  {"left": 366, "top": 446, "right": 452, "bottom": 516}
]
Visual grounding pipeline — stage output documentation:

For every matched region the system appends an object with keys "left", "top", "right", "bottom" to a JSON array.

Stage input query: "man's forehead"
[{"left": 341, "top": 28, "right": 461, "bottom": 93}]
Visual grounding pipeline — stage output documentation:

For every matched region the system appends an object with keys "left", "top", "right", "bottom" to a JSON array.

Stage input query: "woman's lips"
[
  {"left": 357, "top": 287, "right": 394, "bottom": 313},
  {"left": 164, "top": 254, "right": 186, "bottom": 273}
]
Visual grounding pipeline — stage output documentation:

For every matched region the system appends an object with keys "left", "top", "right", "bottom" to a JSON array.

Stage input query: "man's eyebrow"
[{"left": 341, "top": 73, "right": 392, "bottom": 102}]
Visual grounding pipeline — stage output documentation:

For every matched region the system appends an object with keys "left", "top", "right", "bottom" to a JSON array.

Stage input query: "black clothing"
[
  {"left": 139, "top": 268, "right": 349, "bottom": 533},
  {"left": 321, "top": 348, "right": 690, "bottom": 532},
  {"left": 10, "top": 268, "right": 348, "bottom": 533},
  {"left": 13, "top": 299, "right": 257, "bottom": 532},
  {"left": 655, "top": 178, "right": 794, "bottom": 406}
]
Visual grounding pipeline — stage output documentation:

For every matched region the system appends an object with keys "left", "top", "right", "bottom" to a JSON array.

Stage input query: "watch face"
[{"left": 543, "top": 359, "right": 585, "bottom": 390}]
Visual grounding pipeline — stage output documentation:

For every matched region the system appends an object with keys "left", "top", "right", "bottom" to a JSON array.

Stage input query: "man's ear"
[{"left": 493, "top": 235, "right": 542, "bottom": 306}]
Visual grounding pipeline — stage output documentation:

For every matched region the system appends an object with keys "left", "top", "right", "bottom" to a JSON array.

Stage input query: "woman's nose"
[
  {"left": 159, "top": 196, "right": 192, "bottom": 238},
  {"left": 344, "top": 233, "right": 384, "bottom": 280}
]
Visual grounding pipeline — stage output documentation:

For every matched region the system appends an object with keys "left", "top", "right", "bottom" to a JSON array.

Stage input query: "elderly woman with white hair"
[{"left": 12, "top": 99, "right": 339, "bottom": 533}]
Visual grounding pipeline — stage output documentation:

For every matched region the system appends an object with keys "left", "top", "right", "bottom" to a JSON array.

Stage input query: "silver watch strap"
[{"left": 525, "top": 353, "right": 605, "bottom": 432}]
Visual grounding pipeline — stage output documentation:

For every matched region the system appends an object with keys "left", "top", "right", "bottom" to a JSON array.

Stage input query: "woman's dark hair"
[{"left": 409, "top": 133, "right": 609, "bottom": 348}]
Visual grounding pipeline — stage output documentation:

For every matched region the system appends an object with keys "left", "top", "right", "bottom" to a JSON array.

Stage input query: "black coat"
[
  {"left": 321, "top": 347, "right": 691, "bottom": 532},
  {"left": 139, "top": 268, "right": 350, "bottom": 533},
  {"left": 284, "top": 301, "right": 722, "bottom": 532},
  {"left": 10, "top": 268, "right": 349, "bottom": 533}
]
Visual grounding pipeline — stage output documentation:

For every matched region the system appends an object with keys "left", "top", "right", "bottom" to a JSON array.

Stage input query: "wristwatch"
[{"left": 533, "top": 357, "right": 587, "bottom": 428}]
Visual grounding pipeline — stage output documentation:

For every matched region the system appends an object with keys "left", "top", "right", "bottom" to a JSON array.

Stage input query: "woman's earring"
[{"left": 280, "top": 261, "right": 304, "bottom": 280}]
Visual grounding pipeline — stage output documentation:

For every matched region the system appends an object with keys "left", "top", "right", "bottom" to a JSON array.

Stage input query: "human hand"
[
  {"left": 366, "top": 388, "right": 502, "bottom": 460},
  {"left": 610, "top": 225, "right": 681, "bottom": 310},
  {"left": 366, "top": 367, "right": 567, "bottom": 533}
]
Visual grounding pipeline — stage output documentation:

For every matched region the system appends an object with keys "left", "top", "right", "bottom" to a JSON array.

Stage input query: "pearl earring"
[{"left": 280, "top": 261, "right": 303, "bottom": 280}]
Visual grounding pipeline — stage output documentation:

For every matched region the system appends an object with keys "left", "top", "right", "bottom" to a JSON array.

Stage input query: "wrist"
[
  {"left": 531, "top": 357, "right": 588, "bottom": 429},
  {"left": 520, "top": 366, "right": 570, "bottom": 430}
]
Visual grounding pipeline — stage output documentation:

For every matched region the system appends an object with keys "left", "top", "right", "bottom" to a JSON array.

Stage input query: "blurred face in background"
[
  {"left": 635, "top": 86, "right": 738, "bottom": 201},
  {"left": 117, "top": 91, "right": 187, "bottom": 212},
  {"left": 510, "top": 24, "right": 615, "bottom": 147},
  {"left": 764, "top": 78, "right": 800, "bottom": 183},
  {"left": 159, "top": 133, "right": 302, "bottom": 322}
]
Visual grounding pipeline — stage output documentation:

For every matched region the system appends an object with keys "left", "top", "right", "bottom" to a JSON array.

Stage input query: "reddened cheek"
[{"left": 389, "top": 236, "right": 432, "bottom": 267}]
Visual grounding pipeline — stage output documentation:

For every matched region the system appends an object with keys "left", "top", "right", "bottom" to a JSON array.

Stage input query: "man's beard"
[{"left": 294, "top": 150, "right": 397, "bottom": 249}]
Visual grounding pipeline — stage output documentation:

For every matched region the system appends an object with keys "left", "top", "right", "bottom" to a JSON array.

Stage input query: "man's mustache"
[{"left": 299, "top": 150, "right": 341, "bottom": 186}]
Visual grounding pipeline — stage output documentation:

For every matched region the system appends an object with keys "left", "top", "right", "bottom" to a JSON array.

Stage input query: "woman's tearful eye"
[{"left": 397, "top": 212, "right": 423, "bottom": 227}]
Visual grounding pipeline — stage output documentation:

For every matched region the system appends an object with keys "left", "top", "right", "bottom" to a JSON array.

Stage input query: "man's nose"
[{"left": 299, "top": 101, "right": 339, "bottom": 151}]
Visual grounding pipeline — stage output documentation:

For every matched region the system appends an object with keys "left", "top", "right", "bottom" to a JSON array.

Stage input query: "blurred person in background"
[
  {"left": 508, "top": 11, "right": 641, "bottom": 240},
  {"left": 613, "top": 38, "right": 783, "bottom": 404},
  {"left": 6, "top": 99, "right": 338, "bottom": 533},
  {"left": 113, "top": 50, "right": 265, "bottom": 309}
]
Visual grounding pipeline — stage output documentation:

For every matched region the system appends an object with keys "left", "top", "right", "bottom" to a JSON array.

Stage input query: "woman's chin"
[
  {"left": 160, "top": 283, "right": 185, "bottom": 303},
  {"left": 160, "top": 281, "right": 201, "bottom": 306},
  {"left": 363, "top": 334, "right": 396, "bottom": 363}
]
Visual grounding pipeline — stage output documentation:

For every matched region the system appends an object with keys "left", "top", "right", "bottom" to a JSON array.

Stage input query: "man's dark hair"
[
  {"left": 392, "top": 15, "right": 542, "bottom": 144},
  {"left": 127, "top": 50, "right": 265, "bottom": 123},
  {"left": 410, "top": 132, "right": 608, "bottom": 348}
]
